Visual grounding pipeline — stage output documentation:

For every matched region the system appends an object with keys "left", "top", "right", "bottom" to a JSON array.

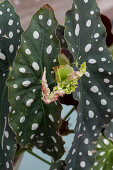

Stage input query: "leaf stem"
[
  {"left": 63, "top": 106, "right": 75, "bottom": 121},
  {"left": 69, "top": 129, "right": 75, "bottom": 133},
  {"left": 15, "top": 148, "right": 28, "bottom": 158},
  {"left": 15, "top": 148, "right": 51, "bottom": 166},
  {"left": 27, "top": 150, "right": 51, "bottom": 165}
]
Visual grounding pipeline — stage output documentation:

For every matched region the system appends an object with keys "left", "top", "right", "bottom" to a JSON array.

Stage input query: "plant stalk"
[
  {"left": 69, "top": 129, "right": 75, "bottom": 134},
  {"left": 63, "top": 106, "right": 75, "bottom": 121},
  {"left": 15, "top": 148, "right": 51, "bottom": 166},
  {"left": 27, "top": 150, "right": 51, "bottom": 165}
]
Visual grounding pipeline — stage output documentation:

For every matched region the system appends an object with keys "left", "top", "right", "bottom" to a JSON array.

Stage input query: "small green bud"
[
  {"left": 58, "top": 54, "right": 70, "bottom": 65},
  {"left": 9, "top": 66, "right": 13, "bottom": 72},
  {"left": 56, "top": 65, "right": 74, "bottom": 82}
]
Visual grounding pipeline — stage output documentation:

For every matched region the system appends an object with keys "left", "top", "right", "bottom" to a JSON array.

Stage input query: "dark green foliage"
[
  {"left": 56, "top": 25, "right": 74, "bottom": 64},
  {"left": 0, "top": 0, "right": 23, "bottom": 170},
  {"left": 7, "top": 5, "right": 64, "bottom": 161},
  {"left": 56, "top": 25, "right": 68, "bottom": 49},
  {"left": 1, "top": 0, "right": 113, "bottom": 169},
  {"left": 64, "top": 0, "right": 113, "bottom": 169}
]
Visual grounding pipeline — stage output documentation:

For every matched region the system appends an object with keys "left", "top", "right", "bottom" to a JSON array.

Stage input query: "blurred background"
[
  {"left": 0, "top": 0, "right": 113, "bottom": 30},
  {"left": 0, "top": 0, "right": 113, "bottom": 169}
]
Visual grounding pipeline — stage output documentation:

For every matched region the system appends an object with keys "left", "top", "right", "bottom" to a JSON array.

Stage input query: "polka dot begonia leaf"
[
  {"left": 7, "top": 5, "right": 65, "bottom": 161},
  {"left": 0, "top": 0, "right": 23, "bottom": 170},
  {"left": 64, "top": 0, "right": 113, "bottom": 169},
  {"left": 92, "top": 135, "right": 113, "bottom": 170},
  {"left": 50, "top": 160, "right": 66, "bottom": 170},
  {"left": 104, "top": 118, "right": 113, "bottom": 140}
]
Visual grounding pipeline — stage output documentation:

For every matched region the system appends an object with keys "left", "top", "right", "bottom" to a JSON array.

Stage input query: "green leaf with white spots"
[
  {"left": 104, "top": 118, "right": 113, "bottom": 140},
  {"left": 7, "top": 5, "right": 65, "bottom": 161},
  {"left": 0, "top": 0, "right": 23, "bottom": 170},
  {"left": 109, "top": 44, "right": 113, "bottom": 59},
  {"left": 63, "top": 0, "right": 113, "bottom": 169},
  {"left": 92, "top": 135, "right": 113, "bottom": 170},
  {"left": 50, "top": 160, "right": 66, "bottom": 170}
]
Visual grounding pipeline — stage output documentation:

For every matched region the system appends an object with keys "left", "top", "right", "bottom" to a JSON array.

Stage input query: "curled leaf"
[
  {"left": 42, "top": 67, "right": 65, "bottom": 104},
  {"left": 42, "top": 62, "right": 86, "bottom": 104},
  {"left": 58, "top": 54, "right": 70, "bottom": 65}
]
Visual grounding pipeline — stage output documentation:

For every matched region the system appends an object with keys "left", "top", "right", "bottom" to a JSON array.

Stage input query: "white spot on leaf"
[
  {"left": 13, "top": 84, "right": 18, "bottom": 88},
  {"left": 103, "top": 139, "right": 109, "bottom": 145},
  {"left": 46, "top": 45, "right": 52, "bottom": 54},
  {"left": 100, "top": 152, "right": 105, "bottom": 156},
  {"left": 39, "top": 15, "right": 43, "bottom": 20},
  {"left": 75, "top": 13, "right": 79, "bottom": 21},
  {"left": 9, "top": 45, "right": 14, "bottom": 53},
  {"left": 8, "top": 19, "right": 13, "bottom": 26},
  {"left": 20, "top": 116, "right": 25, "bottom": 123},
  {"left": 47, "top": 19, "right": 52, "bottom": 26},
  {"left": 86, "top": 100, "right": 90, "bottom": 105},
  {"left": 32, "top": 62, "right": 39, "bottom": 71},
  {"left": 5, "top": 131, "right": 9, "bottom": 138},
  {"left": 33, "top": 31, "right": 39, "bottom": 39},
  {"left": 97, "top": 144, "right": 101, "bottom": 148},
  {"left": 88, "top": 110, "right": 94, "bottom": 118},
  {"left": 90, "top": 11, "right": 94, "bottom": 15},
  {"left": 25, "top": 49, "right": 31, "bottom": 55},
  {"left": 16, "top": 96, "right": 20, "bottom": 101},
  {"left": 75, "top": 24, "right": 80, "bottom": 36},
  {"left": 6, "top": 162, "right": 9, "bottom": 168},
  {"left": 101, "top": 99, "right": 107, "bottom": 105},
  {"left": 19, "top": 68, "right": 26, "bottom": 73},
  {"left": 85, "top": 44, "right": 92, "bottom": 52},
  {"left": 90, "top": 86, "right": 99, "bottom": 93},
  {"left": 51, "top": 136, "right": 57, "bottom": 143},
  {"left": 26, "top": 99, "right": 34, "bottom": 107},
  {"left": 0, "top": 52, "right": 6, "bottom": 60},
  {"left": 88, "top": 59, "right": 96, "bottom": 64},
  {"left": 104, "top": 78, "right": 110, "bottom": 84},
  {"left": 85, "top": 71, "right": 90, "bottom": 77},
  {"left": 84, "top": 138, "right": 89, "bottom": 144},
  {"left": 99, "top": 47, "right": 103, "bottom": 51},
  {"left": 86, "top": 20, "right": 91, "bottom": 27},
  {"left": 80, "top": 161, "right": 86, "bottom": 168},
  {"left": 49, "top": 114, "right": 54, "bottom": 122},
  {"left": 0, "top": 11, "right": 3, "bottom": 15},
  {"left": 9, "top": 31, "right": 13, "bottom": 38},
  {"left": 98, "top": 68, "right": 104, "bottom": 72},
  {"left": 32, "top": 123, "right": 39, "bottom": 130},
  {"left": 22, "top": 81, "right": 31, "bottom": 87},
  {"left": 94, "top": 33, "right": 99, "bottom": 38}
]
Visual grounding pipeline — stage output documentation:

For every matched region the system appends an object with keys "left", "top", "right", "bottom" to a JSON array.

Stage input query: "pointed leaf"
[
  {"left": 93, "top": 135, "right": 113, "bottom": 170},
  {"left": 104, "top": 118, "right": 113, "bottom": 140},
  {"left": 0, "top": 0, "right": 23, "bottom": 170},
  {"left": 64, "top": 0, "right": 113, "bottom": 169},
  {"left": 7, "top": 5, "right": 64, "bottom": 161},
  {"left": 50, "top": 160, "right": 66, "bottom": 170},
  {"left": 101, "top": 14, "right": 113, "bottom": 47}
]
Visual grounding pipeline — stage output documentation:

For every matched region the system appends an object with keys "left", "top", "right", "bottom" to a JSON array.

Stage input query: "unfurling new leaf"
[{"left": 42, "top": 62, "right": 86, "bottom": 104}]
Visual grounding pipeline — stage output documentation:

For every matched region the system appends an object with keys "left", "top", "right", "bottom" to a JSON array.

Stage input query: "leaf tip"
[{"left": 42, "top": 4, "right": 54, "bottom": 12}]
